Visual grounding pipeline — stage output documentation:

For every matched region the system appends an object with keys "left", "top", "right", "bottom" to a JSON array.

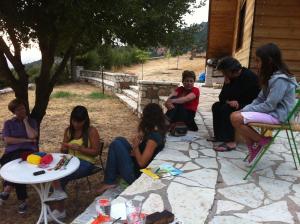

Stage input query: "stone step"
[
  {"left": 122, "top": 89, "right": 138, "bottom": 102},
  {"left": 129, "top": 85, "right": 139, "bottom": 94},
  {"left": 81, "top": 76, "right": 115, "bottom": 87},
  {"left": 115, "top": 93, "right": 137, "bottom": 113}
]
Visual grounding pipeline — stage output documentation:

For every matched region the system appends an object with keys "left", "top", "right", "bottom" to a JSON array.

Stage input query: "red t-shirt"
[{"left": 175, "top": 86, "right": 200, "bottom": 112}]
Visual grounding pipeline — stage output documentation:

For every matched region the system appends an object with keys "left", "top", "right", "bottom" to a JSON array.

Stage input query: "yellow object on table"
[{"left": 27, "top": 154, "right": 41, "bottom": 165}]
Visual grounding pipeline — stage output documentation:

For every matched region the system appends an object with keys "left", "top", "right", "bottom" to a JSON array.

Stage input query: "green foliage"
[
  {"left": 76, "top": 50, "right": 101, "bottom": 70},
  {"left": 51, "top": 91, "right": 75, "bottom": 98},
  {"left": 51, "top": 91, "right": 110, "bottom": 100},
  {"left": 76, "top": 46, "right": 149, "bottom": 70},
  {"left": 168, "top": 22, "right": 208, "bottom": 56},
  {"left": 87, "top": 92, "right": 111, "bottom": 99},
  {"left": 192, "top": 22, "right": 208, "bottom": 52},
  {"left": 165, "top": 49, "right": 172, "bottom": 59},
  {"left": 135, "top": 49, "right": 150, "bottom": 63},
  {"left": 0, "top": 0, "right": 201, "bottom": 123},
  {"left": 25, "top": 60, "right": 72, "bottom": 84}
]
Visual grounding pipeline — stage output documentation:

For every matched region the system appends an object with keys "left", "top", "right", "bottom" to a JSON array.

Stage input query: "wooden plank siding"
[
  {"left": 233, "top": 0, "right": 255, "bottom": 67},
  {"left": 249, "top": 0, "right": 300, "bottom": 80},
  {"left": 206, "top": 0, "right": 237, "bottom": 59}
]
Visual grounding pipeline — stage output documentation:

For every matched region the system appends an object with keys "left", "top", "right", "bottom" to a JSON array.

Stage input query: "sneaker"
[
  {"left": 248, "top": 146, "right": 262, "bottom": 164},
  {"left": 46, "top": 190, "right": 68, "bottom": 201},
  {"left": 248, "top": 137, "right": 272, "bottom": 164},
  {"left": 259, "top": 137, "right": 272, "bottom": 147},
  {"left": 0, "top": 192, "right": 9, "bottom": 201},
  {"left": 18, "top": 201, "right": 27, "bottom": 214},
  {"left": 47, "top": 209, "right": 66, "bottom": 222}
]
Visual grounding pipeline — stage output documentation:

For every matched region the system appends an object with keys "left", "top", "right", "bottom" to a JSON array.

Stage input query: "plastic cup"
[{"left": 125, "top": 200, "right": 144, "bottom": 224}]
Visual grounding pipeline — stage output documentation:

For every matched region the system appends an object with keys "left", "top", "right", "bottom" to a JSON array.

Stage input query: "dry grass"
[
  {"left": 0, "top": 55, "right": 205, "bottom": 223},
  {"left": 0, "top": 83, "right": 138, "bottom": 224}
]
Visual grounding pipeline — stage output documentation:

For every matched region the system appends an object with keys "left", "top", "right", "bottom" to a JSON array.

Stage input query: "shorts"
[{"left": 241, "top": 112, "right": 280, "bottom": 125}]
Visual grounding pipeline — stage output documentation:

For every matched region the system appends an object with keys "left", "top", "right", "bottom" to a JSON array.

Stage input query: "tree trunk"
[{"left": 70, "top": 52, "right": 76, "bottom": 81}]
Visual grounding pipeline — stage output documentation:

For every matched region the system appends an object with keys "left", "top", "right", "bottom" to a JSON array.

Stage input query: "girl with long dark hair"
[
  {"left": 231, "top": 43, "right": 298, "bottom": 164},
  {"left": 47, "top": 105, "right": 100, "bottom": 220},
  {"left": 97, "top": 103, "right": 167, "bottom": 194}
]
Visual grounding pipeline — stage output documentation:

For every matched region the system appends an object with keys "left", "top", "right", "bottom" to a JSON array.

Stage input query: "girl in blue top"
[
  {"left": 231, "top": 43, "right": 298, "bottom": 164},
  {"left": 97, "top": 103, "right": 167, "bottom": 194}
]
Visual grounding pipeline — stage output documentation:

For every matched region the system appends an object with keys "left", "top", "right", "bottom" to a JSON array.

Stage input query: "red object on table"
[
  {"left": 40, "top": 154, "right": 53, "bottom": 164},
  {"left": 91, "top": 214, "right": 111, "bottom": 224}
]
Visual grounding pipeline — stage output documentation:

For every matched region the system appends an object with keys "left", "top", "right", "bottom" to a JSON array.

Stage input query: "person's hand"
[
  {"left": 67, "top": 144, "right": 82, "bottom": 151},
  {"left": 26, "top": 138, "right": 36, "bottom": 143},
  {"left": 130, "top": 148, "right": 136, "bottom": 157},
  {"left": 165, "top": 99, "right": 175, "bottom": 110},
  {"left": 131, "top": 134, "right": 141, "bottom": 149},
  {"left": 227, "top": 100, "right": 239, "bottom": 109},
  {"left": 23, "top": 116, "right": 30, "bottom": 125}
]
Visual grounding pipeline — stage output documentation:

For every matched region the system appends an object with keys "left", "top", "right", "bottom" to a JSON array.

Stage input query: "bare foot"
[{"left": 96, "top": 184, "right": 117, "bottom": 195}]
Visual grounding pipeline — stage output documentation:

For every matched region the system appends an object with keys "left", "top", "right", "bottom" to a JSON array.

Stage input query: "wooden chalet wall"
[
  {"left": 206, "top": 0, "right": 237, "bottom": 60},
  {"left": 250, "top": 0, "right": 300, "bottom": 79},
  {"left": 233, "top": 0, "right": 255, "bottom": 67}
]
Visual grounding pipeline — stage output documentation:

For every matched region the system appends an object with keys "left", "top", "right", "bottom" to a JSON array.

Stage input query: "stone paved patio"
[{"left": 73, "top": 86, "right": 300, "bottom": 224}]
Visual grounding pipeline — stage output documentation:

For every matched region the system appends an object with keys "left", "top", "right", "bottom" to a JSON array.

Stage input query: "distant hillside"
[
  {"left": 25, "top": 59, "right": 41, "bottom": 70},
  {"left": 193, "top": 22, "right": 208, "bottom": 52}
]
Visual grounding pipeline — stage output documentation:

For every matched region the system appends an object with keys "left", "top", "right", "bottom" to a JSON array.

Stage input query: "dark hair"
[
  {"left": 69, "top": 105, "right": 90, "bottom": 147},
  {"left": 216, "top": 56, "right": 242, "bottom": 75},
  {"left": 256, "top": 43, "right": 293, "bottom": 88},
  {"left": 138, "top": 103, "right": 167, "bottom": 140},
  {"left": 8, "top": 98, "right": 26, "bottom": 113},
  {"left": 182, "top": 70, "right": 196, "bottom": 82}
]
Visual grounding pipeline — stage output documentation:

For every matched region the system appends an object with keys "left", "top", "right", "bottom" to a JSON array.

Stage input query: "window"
[{"left": 236, "top": 0, "right": 246, "bottom": 50}]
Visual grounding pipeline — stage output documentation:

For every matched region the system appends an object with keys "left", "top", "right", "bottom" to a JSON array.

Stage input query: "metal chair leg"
[
  {"left": 286, "top": 130, "right": 298, "bottom": 169},
  {"left": 289, "top": 128, "right": 300, "bottom": 167}
]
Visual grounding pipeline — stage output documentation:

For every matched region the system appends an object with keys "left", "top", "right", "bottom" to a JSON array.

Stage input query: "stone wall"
[
  {"left": 79, "top": 69, "right": 138, "bottom": 93},
  {"left": 137, "top": 80, "right": 179, "bottom": 113}
]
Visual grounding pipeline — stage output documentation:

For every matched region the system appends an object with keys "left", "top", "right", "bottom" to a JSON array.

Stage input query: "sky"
[{"left": 18, "top": 1, "right": 209, "bottom": 64}]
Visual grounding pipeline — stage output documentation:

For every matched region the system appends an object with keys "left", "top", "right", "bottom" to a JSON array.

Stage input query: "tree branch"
[
  {"left": 50, "top": 43, "right": 75, "bottom": 87},
  {"left": 7, "top": 27, "right": 21, "bottom": 60},
  {"left": 0, "top": 37, "right": 27, "bottom": 81},
  {"left": 38, "top": 34, "right": 57, "bottom": 82},
  {"left": 0, "top": 52, "right": 18, "bottom": 85}
]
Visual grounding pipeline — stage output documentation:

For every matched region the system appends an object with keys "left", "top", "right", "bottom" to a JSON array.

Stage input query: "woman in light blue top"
[{"left": 231, "top": 43, "right": 298, "bottom": 163}]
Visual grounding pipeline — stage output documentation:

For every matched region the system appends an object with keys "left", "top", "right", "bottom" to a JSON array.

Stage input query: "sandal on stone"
[{"left": 214, "top": 142, "right": 236, "bottom": 152}]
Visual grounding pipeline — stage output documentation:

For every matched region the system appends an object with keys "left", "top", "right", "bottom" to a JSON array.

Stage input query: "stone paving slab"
[{"left": 73, "top": 86, "right": 300, "bottom": 224}]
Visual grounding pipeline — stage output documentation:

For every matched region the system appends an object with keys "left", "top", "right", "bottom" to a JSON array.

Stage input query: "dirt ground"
[
  {"left": 0, "top": 55, "right": 205, "bottom": 223},
  {"left": 116, "top": 54, "right": 206, "bottom": 82}
]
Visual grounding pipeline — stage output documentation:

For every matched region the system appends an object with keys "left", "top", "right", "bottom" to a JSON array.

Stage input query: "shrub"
[{"left": 87, "top": 92, "right": 111, "bottom": 99}]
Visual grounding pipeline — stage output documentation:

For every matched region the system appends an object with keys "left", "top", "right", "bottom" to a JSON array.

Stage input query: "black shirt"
[
  {"left": 219, "top": 68, "right": 260, "bottom": 109},
  {"left": 133, "top": 131, "right": 165, "bottom": 177}
]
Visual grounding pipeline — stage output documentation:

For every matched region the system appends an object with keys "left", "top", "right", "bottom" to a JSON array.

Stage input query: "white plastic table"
[{"left": 0, "top": 153, "right": 80, "bottom": 224}]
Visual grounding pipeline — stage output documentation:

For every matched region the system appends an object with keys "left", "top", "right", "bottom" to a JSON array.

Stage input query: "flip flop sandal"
[{"left": 214, "top": 142, "right": 236, "bottom": 152}]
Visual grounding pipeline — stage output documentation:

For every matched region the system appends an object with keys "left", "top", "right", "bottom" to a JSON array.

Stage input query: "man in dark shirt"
[{"left": 209, "top": 56, "right": 260, "bottom": 151}]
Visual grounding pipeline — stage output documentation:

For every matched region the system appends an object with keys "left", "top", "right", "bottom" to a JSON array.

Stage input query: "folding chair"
[
  {"left": 84, "top": 138, "right": 105, "bottom": 190},
  {"left": 244, "top": 89, "right": 300, "bottom": 180}
]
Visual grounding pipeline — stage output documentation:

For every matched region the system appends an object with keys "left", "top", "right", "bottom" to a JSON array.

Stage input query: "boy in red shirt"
[{"left": 165, "top": 70, "right": 200, "bottom": 131}]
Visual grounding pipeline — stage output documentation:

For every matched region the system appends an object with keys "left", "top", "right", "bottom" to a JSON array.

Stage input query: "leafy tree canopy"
[{"left": 0, "top": 0, "right": 205, "bottom": 124}]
